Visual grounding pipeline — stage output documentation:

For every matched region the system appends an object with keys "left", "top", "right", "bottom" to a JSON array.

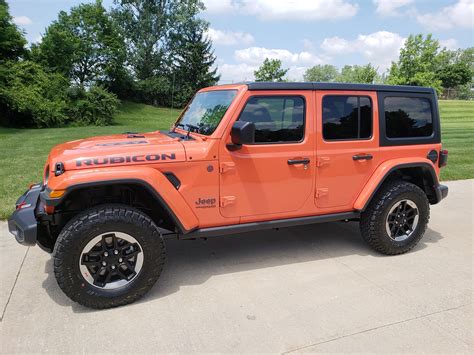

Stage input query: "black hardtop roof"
[{"left": 246, "top": 82, "right": 435, "bottom": 94}]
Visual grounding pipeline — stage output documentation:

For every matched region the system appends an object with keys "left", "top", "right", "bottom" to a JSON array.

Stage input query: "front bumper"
[
  {"left": 8, "top": 184, "right": 42, "bottom": 246},
  {"left": 435, "top": 184, "right": 449, "bottom": 203}
]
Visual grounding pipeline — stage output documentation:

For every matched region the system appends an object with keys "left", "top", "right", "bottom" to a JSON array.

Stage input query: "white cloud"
[
  {"left": 204, "top": 0, "right": 358, "bottom": 21},
  {"left": 373, "top": 0, "right": 413, "bottom": 16},
  {"left": 217, "top": 63, "right": 312, "bottom": 83},
  {"left": 286, "top": 66, "right": 309, "bottom": 81},
  {"left": 321, "top": 37, "right": 351, "bottom": 54},
  {"left": 13, "top": 16, "right": 32, "bottom": 25},
  {"left": 235, "top": 47, "right": 324, "bottom": 65},
  {"left": 417, "top": 0, "right": 474, "bottom": 30},
  {"left": 240, "top": 0, "right": 358, "bottom": 21},
  {"left": 439, "top": 38, "right": 459, "bottom": 50},
  {"left": 206, "top": 28, "right": 254, "bottom": 46},
  {"left": 203, "top": 0, "right": 236, "bottom": 13},
  {"left": 218, "top": 46, "right": 328, "bottom": 82},
  {"left": 321, "top": 31, "right": 406, "bottom": 71},
  {"left": 218, "top": 63, "right": 257, "bottom": 83}
]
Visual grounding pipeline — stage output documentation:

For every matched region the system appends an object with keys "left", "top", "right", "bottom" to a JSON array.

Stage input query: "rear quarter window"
[{"left": 384, "top": 97, "right": 433, "bottom": 138}]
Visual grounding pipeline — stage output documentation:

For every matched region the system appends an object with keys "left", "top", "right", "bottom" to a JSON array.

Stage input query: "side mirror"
[{"left": 228, "top": 121, "right": 255, "bottom": 151}]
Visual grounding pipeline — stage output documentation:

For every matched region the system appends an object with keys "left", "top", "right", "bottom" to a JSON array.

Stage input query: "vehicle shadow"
[{"left": 41, "top": 222, "right": 443, "bottom": 312}]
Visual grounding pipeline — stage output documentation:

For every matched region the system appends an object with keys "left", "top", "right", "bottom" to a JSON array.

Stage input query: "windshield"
[{"left": 176, "top": 90, "right": 237, "bottom": 135}]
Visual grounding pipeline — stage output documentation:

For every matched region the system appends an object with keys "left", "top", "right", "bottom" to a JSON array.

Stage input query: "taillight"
[
  {"left": 439, "top": 149, "right": 448, "bottom": 167},
  {"left": 16, "top": 201, "right": 31, "bottom": 210}
]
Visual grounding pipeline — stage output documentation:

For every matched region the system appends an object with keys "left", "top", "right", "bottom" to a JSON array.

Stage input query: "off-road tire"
[
  {"left": 53, "top": 204, "right": 165, "bottom": 309},
  {"left": 360, "top": 180, "right": 430, "bottom": 255}
]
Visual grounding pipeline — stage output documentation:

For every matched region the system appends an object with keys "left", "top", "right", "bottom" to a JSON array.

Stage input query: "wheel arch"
[
  {"left": 354, "top": 161, "right": 441, "bottom": 211},
  {"left": 56, "top": 180, "right": 189, "bottom": 231},
  {"left": 42, "top": 168, "right": 199, "bottom": 238}
]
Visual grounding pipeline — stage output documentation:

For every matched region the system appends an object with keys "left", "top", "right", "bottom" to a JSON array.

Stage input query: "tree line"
[
  {"left": 1, "top": 0, "right": 472, "bottom": 129},
  {"left": 255, "top": 34, "right": 473, "bottom": 100},
  {"left": 0, "top": 0, "right": 219, "bottom": 127}
]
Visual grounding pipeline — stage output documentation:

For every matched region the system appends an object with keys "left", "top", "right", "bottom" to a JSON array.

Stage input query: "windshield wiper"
[
  {"left": 171, "top": 123, "right": 185, "bottom": 133},
  {"left": 184, "top": 124, "right": 200, "bottom": 138}
]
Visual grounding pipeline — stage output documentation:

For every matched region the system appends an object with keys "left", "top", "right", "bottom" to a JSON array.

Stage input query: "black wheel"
[
  {"left": 360, "top": 180, "right": 430, "bottom": 255},
  {"left": 53, "top": 204, "right": 165, "bottom": 309}
]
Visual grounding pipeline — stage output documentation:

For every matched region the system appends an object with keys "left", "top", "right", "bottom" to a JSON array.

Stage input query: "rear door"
[
  {"left": 219, "top": 91, "right": 315, "bottom": 219},
  {"left": 315, "top": 91, "right": 380, "bottom": 210}
]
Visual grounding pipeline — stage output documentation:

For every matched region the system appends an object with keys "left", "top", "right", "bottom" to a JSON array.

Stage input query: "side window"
[
  {"left": 239, "top": 96, "right": 305, "bottom": 143},
  {"left": 322, "top": 95, "right": 372, "bottom": 140},
  {"left": 384, "top": 97, "right": 433, "bottom": 138}
]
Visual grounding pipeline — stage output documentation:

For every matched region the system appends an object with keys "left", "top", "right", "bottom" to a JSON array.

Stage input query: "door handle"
[
  {"left": 288, "top": 158, "right": 310, "bottom": 165},
  {"left": 353, "top": 154, "right": 373, "bottom": 161}
]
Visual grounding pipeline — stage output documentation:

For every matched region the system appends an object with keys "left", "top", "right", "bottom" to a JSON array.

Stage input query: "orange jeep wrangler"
[{"left": 9, "top": 82, "right": 448, "bottom": 308}]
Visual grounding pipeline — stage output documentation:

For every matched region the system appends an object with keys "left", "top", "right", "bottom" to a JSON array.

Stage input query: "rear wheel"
[
  {"left": 360, "top": 180, "right": 430, "bottom": 255},
  {"left": 53, "top": 204, "right": 165, "bottom": 309}
]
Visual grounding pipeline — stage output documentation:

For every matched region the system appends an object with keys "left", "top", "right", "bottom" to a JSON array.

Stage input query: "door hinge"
[
  {"left": 220, "top": 162, "right": 236, "bottom": 174},
  {"left": 316, "top": 156, "right": 330, "bottom": 167},
  {"left": 315, "top": 188, "right": 329, "bottom": 198},
  {"left": 220, "top": 196, "right": 236, "bottom": 207}
]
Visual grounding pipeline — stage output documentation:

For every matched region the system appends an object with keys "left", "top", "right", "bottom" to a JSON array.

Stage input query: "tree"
[
  {"left": 254, "top": 58, "right": 288, "bottom": 82},
  {"left": 112, "top": 0, "right": 178, "bottom": 80},
  {"left": 436, "top": 47, "right": 472, "bottom": 98},
  {"left": 0, "top": 0, "right": 27, "bottom": 62},
  {"left": 304, "top": 64, "right": 338, "bottom": 82},
  {"left": 35, "top": 0, "right": 126, "bottom": 88},
  {"left": 437, "top": 62, "right": 471, "bottom": 89},
  {"left": 168, "top": 1, "right": 219, "bottom": 106},
  {"left": 337, "top": 64, "right": 379, "bottom": 83},
  {"left": 387, "top": 34, "right": 442, "bottom": 94}
]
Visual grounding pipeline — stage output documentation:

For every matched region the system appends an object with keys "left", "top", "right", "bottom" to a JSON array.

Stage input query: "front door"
[
  {"left": 315, "top": 91, "right": 380, "bottom": 210},
  {"left": 219, "top": 92, "right": 314, "bottom": 219}
]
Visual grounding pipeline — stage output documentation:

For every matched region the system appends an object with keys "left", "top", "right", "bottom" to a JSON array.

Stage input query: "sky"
[{"left": 9, "top": 0, "right": 474, "bottom": 83}]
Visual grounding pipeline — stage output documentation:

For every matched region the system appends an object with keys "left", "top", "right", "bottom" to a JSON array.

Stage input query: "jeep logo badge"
[{"left": 195, "top": 197, "right": 216, "bottom": 209}]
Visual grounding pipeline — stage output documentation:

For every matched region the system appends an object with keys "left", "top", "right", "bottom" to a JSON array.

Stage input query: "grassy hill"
[{"left": 0, "top": 100, "right": 472, "bottom": 219}]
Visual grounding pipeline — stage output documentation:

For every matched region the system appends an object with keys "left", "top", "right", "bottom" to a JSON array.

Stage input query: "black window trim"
[
  {"left": 237, "top": 94, "right": 307, "bottom": 145},
  {"left": 321, "top": 94, "right": 374, "bottom": 142},
  {"left": 378, "top": 91, "right": 440, "bottom": 147}
]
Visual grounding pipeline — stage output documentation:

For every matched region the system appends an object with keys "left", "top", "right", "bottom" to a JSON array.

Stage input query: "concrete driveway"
[{"left": 0, "top": 180, "right": 472, "bottom": 353}]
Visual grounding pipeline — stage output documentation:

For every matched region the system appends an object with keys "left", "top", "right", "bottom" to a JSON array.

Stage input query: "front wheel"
[
  {"left": 360, "top": 180, "right": 430, "bottom": 255},
  {"left": 53, "top": 205, "right": 166, "bottom": 309}
]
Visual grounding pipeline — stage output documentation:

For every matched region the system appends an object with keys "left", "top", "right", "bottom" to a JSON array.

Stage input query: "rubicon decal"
[{"left": 75, "top": 153, "right": 176, "bottom": 167}]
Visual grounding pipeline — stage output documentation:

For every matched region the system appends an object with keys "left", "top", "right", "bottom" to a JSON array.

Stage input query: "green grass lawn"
[
  {"left": 0, "top": 102, "right": 181, "bottom": 219},
  {"left": 0, "top": 100, "right": 473, "bottom": 219},
  {"left": 438, "top": 100, "right": 474, "bottom": 180}
]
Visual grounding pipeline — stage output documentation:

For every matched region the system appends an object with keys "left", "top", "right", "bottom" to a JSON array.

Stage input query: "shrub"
[
  {"left": 0, "top": 61, "right": 120, "bottom": 127},
  {"left": 67, "top": 85, "right": 120, "bottom": 126},
  {"left": 0, "top": 60, "right": 69, "bottom": 127}
]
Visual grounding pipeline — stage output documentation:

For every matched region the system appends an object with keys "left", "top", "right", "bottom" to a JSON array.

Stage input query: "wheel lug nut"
[
  {"left": 114, "top": 250, "right": 119, "bottom": 255},
  {"left": 102, "top": 261, "right": 107, "bottom": 266},
  {"left": 119, "top": 258, "right": 123, "bottom": 263},
  {"left": 111, "top": 265, "right": 116, "bottom": 270},
  {"left": 104, "top": 252, "right": 109, "bottom": 257}
]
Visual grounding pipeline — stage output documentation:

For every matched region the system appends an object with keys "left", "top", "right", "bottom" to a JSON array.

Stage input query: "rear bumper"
[
  {"left": 434, "top": 184, "right": 449, "bottom": 203},
  {"left": 8, "top": 184, "right": 42, "bottom": 246}
]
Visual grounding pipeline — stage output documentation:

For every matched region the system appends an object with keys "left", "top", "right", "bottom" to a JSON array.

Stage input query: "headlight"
[{"left": 44, "top": 165, "right": 50, "bottom": 186}]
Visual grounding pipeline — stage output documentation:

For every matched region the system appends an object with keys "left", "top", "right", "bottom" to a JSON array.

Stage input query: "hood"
[{"left": 48, "top": 131, "right": 186, "bottom": 172}]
